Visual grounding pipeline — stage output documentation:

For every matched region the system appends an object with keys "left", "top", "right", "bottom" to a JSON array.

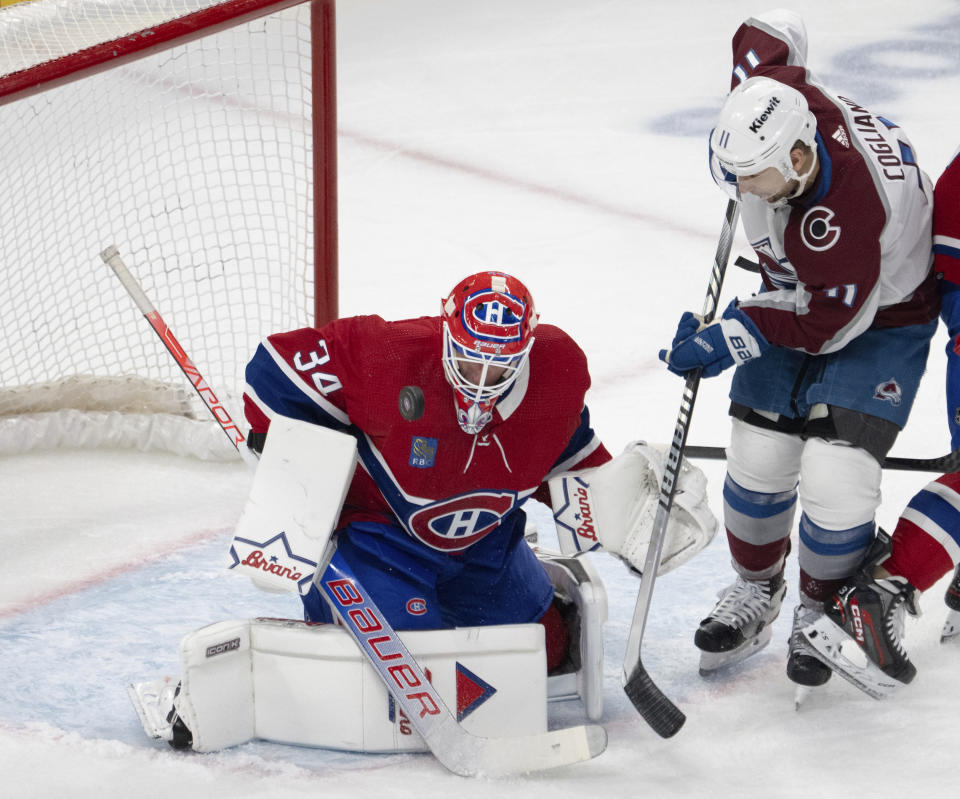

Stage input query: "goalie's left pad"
[
  {"left": 129, "top": 618, "right": 549, "bottom": 753},
  {"left": 227, "top": 415, "right": 357, "bottom": 594},
  {"left": 549, "top": 441, "right": 717, "bottom": 574}
]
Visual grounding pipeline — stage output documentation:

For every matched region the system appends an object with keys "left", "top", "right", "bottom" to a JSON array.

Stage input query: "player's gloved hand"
[{"left": 659, "top": 300, "right": 769, "bottom": 378}]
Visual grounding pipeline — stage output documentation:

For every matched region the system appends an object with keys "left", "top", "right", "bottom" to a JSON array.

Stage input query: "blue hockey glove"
[{"left": 659, "top": 300, "right": 769, "bottom": 378}]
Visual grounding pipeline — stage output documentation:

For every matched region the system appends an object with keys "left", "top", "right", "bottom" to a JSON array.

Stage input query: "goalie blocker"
[{"left": 549, "top": 441, "right": 717, "bottom": 574}]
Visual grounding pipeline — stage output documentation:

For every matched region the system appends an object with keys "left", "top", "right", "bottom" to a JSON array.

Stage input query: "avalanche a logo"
[
  {"left": 874, "top": 378, "right": 903, "bottom": 406},
  {"left": 407, "top": 491, "right": 518, "bottom": 552},
  {"left": 801, "top": 206, "right": 842, "bottom": 252}
]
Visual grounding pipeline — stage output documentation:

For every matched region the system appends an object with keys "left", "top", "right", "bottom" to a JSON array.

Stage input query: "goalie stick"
[
  {"left": 682, "top": 445, "right": 960, "bottom": 473},
  {"left": 100, "top": 245, "right": 257, "bottom": 468},
  {"left": 622, "top": 198, "right": 740, "bottom": 738},
  {"left": 103, "top": 246, "right": 606, "bottom": 776}
]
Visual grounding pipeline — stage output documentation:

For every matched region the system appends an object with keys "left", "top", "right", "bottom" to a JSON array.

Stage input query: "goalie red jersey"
[{"left": 243, "top": 313, "right": 610, "bottom": 568}]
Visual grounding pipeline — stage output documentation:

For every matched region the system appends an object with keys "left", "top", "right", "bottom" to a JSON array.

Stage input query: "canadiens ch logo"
[
  {"left": 406, "top": 597, "right": 428, "bottom": 616},
  {"left": 801, "top": 206, "right": 842, "bottom": 252},
  {"left": 874, "top": 378, "right": 903, "bottom": 406},
  {"left": 408, "top": 491, "right": 517, "bottom": 551}
]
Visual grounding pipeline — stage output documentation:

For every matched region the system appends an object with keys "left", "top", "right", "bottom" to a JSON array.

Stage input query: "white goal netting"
[{"left": 0, "top": 0, "right": 327, "bottom": 459}]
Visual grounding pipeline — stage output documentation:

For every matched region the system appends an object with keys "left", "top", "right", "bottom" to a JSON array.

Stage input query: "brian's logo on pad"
[{"left": 227, "top": 531, "right": 317, "bottom": 594}]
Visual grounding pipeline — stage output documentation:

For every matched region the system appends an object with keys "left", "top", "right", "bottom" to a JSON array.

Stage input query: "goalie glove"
[{"left": 548, "top": 441, "right": 717, "bottom": 575}]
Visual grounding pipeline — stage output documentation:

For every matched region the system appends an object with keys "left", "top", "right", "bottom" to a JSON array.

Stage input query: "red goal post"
[{"left": 0, "top": 0, "right": 336, "bottom": 459}]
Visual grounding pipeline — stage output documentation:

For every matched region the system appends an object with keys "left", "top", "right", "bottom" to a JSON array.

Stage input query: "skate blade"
[
  {"left": 698, "top": 624, "right": 773, "bottom": 675},
  {"left": 794, "top": 685, "right": 814, "bottom": 710},
  {"left": 942, "top": 609, "right": 960, "bottom": 643},
  {"left": 800, "top": 616, "right": 902, "bottom": 700},
  {"left": 128, "top": 677, "right": 177, "bottom": 741}
]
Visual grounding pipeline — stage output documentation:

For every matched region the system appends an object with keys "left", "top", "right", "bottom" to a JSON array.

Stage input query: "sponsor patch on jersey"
[
  {"left": 408, "top": 436, "right": 438, "bottom": 468},
  {"left": 874, "top": 378, "right": 903, "bottom": 406}
]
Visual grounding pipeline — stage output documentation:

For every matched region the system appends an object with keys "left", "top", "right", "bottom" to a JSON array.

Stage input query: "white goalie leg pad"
[
  {"left": 549, "top": 441, "right": 717, "bottom": 574},
  {"left": 537, "top": 549, "right": 607, "bottom": 721},
  {"left": 138, "top": 618, "right": 549, "bottom": 753},
  {"left": 173, "top": 620, "right": 257, "bottom": 751},
  {"left": 227, "top": 415, "right": 357, "bottom": 594}
]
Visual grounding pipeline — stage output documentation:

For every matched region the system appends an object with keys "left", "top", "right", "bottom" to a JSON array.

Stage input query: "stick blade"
[
  {"left": 623, "top": 661, "right": 685, "bottom": 738},
  {"left": 433, "top": 722, "right": 607, "bottom": 778}
]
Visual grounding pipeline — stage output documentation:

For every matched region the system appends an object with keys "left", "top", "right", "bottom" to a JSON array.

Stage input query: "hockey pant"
[
  {"left": 885, "top": 471, "right": 960, "bottom": 591},
  {"left": 723, "top": 417, "right": 881, "bottom": 607}
]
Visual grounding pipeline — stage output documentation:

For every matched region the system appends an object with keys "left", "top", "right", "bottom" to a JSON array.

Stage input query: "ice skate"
[
  {"left": 801, "top": 533, "right": 918, "bottom": 698},
  {"left": 128, "top": 678, "right": 193, "bottom": 749},
  {"left": 695, "top": 572, "right": 786, "bottom": 673},
  {"left": 786, "top": 604, "right": 831, "bottom": 689},
  {"left": 943, "top": 565, "right": 960, "bottom": 643}
]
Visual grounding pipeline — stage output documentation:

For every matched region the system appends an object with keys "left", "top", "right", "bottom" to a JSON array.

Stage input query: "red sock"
[{"left": 538, "top": 603, "right": 570, "bottom": 673}]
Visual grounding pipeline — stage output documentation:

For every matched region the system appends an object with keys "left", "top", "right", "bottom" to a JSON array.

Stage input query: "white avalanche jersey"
[{"left": 725, "top": 12, "right": 939, "bottom": 355}]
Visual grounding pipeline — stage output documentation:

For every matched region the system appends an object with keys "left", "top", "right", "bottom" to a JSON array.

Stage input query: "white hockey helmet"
[{"left": 709, "top": 76, "right": 817, "bottom": 186}]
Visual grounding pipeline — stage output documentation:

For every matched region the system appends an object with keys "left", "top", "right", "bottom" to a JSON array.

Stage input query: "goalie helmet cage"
[{"left": 0, "top": 0, "right": 337, "bottom": 459}]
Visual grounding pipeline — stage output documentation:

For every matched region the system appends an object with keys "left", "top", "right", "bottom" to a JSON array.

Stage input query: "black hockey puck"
[{"left": 398, "top": 385, "right": 425, "bottom": 421}]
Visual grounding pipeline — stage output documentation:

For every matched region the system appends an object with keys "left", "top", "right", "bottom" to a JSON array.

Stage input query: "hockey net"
[{"left": 0, "top": 0, "right": 336, "bottom": 460}]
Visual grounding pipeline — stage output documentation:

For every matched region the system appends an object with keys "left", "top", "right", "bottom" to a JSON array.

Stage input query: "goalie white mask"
[
  {"left": 709, "top": 76, "right": 818, "bottom": 204},
  {"left": 441, "top": 271, "right": 538, "bottom": 435}
]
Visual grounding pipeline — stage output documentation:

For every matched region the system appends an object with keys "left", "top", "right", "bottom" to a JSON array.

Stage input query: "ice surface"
[{"left": 2, "top": 0, "right": 959, "bottom": 796}]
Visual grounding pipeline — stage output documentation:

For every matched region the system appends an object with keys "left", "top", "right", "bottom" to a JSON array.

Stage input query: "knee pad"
[
  {"left": 723, "top": 419, "right": 802, "bottom": 579},
  {"left": 727, "top": 417, "right": 803, "bottom": 493},
  {"left": 799, "top": 438, "right": 881, "bottom": 529},
  {"left": 797, "top": 439, "right": 880, "bottom": 599}
]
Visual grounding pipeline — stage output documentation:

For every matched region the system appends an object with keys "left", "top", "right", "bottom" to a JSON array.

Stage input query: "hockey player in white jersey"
[
  {"left": 799, "top": 145, "right": 960, "bottom": 695},
  {"left": 658, "top": 10, "right": 939, "bottom": 688}
]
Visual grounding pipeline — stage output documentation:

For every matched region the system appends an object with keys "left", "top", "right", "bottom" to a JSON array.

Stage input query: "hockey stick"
[
  {"left": 100, "top": 245, "right": 256, "bottom": 467},
  {"left": 683, "top": 444, "right": 960, "bottom": 473},
  {"left": 622, "top": 198, "right": 740, "bottom": 738},
  {"left": 103, "top": 245, "right": 606, "bottom": 776}
]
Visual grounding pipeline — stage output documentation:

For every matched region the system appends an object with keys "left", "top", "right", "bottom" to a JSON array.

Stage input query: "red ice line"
[{"left": 0, "top": 527, "right": 231, "bottom": 620}]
